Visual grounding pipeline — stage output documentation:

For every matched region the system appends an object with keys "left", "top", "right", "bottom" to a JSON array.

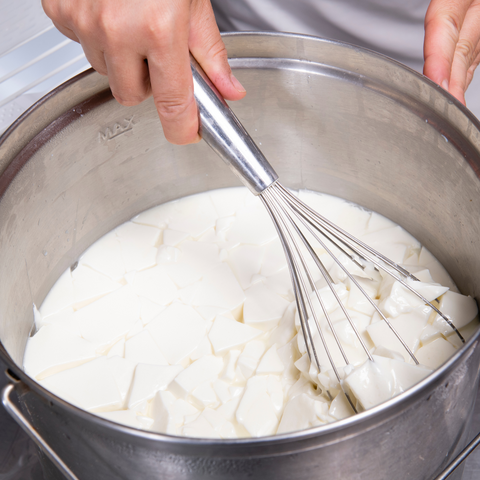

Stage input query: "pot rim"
[{"left": 1, "top": 31, "right": 480, "bottom": 450}]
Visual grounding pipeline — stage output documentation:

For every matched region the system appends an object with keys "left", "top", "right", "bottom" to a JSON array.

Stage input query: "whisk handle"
[{"left": 190, "top": 55, "right": 278, "bottom": 195}]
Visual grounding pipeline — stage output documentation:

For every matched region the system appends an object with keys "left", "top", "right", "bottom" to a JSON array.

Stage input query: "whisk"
[{"left": 190, "top": 56, "right": 464, "bottom": 411}]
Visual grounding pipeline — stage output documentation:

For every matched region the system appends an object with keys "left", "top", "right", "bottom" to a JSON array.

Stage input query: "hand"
[
  {"left": 41, "top": 0, "right": 246, "bottom": 144},
  {"left": 424, "top": 0, "right": 480, "bottom": 105}
]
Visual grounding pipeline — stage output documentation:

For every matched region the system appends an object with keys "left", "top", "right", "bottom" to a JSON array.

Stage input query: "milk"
[{"left": 24, "top": 187, "right": 479, "bottom": 437}]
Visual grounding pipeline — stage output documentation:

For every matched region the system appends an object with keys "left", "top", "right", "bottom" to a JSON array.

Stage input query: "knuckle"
[
  {"left": 92, "top": 65, "right": 108, "bottom": 76},
  {"left": 145, "top": 21, "right": 175, "bottom": 46},
  {"left": 142, "top": 6, "right": 174, "bottom": 40},
  {"left": 446, "top": 13, "right": 461, "bottom": 34},
  {"left": 456, "top": 38, "right": 476, "bottom": 63},
  {"left": 144, "top": 6, "right": 189, "bottom": 44},
  {"left": 71, "top": 9, "right": 96, "bottom": 37},
  {"left": 205, "top": 37, "right": 229, "bottom": 63},
  {"left": 96, "top": 9, "right": 121, "bottom": 39},
  {"left": 425, "top": 6, "right": 461, "bottom": 34},
  {"left": 144, "top": 18, "right": 164, "bottom": 39},
  {"left": 113, "top": 91, "right": 148, "bottom": 106},
  {"left": 41, "top": 0, "right": 57, "bottom": 19},
  {"left": 155, "top": 95, "right": 194, "bottom": 121}
]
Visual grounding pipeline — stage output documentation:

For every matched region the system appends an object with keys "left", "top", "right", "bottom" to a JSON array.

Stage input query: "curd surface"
[{"left": 23, "top": 187, "right": 479, "bottom": 438}]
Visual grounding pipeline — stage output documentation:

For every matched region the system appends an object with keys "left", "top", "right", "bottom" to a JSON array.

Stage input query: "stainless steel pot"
[{"left": 1, "top": 32, "right": 480, "bottom": 480}]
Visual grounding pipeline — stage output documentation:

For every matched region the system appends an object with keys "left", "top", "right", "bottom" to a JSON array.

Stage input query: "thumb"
[{"left": 189, "top": 0, "right": 246, "bottom": 102}]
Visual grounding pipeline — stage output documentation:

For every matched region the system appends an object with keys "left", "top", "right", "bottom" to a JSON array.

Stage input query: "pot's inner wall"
[{"left": 1, "top": 40, "right": 480, "bottom": 368}]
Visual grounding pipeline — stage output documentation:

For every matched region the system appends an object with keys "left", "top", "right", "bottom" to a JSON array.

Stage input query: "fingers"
[
  {"left": 189, "top": 0, "right": 246, "bottom": 102},
  {"left": 465, "top": 50, "right": 480, "bottom": 89},
  {"left": 424, "top": 0, "right": 464, "bottom": 90},
  {"left": 81, "top": 44, "right": 108, "bottom": 76},
  {"left": 147, "top": 0, "right": 245, "bottom": 144},
  {"left": 105, "top": 54, "right": 151, "bottom": 105},
  {"left": 147, "top": 0, "right": 246, "bottom": 144},
  {"left": 42, "top": 0, "right": 242, "bottom": 145},
  {"left": 50, "top": 21, "right": 80, "bottom": 43},
  {"left": 424, "top": 0, "right": 480, "bottom": 105},
  {"left": 448, "top": 2, "right": 480, "bottom": 103},
  {"left": 146, "top": 2, "right": 200, "bottom": 144}
]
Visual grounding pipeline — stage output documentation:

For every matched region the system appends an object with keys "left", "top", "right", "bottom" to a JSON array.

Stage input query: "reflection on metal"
[
  {"left": 435, "top": 431, "right": 480, "bottom": 479},
  {"left": 1, "top": 382, "right": 79, "bottom": 480}
]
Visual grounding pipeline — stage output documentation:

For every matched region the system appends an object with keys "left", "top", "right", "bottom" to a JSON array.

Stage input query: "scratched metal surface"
[
  {"left": 1, "top": 357, "right": 480, "bottom": 479},
  {"left": 0, "top": 2, "right": 479, "bottom": 478}
]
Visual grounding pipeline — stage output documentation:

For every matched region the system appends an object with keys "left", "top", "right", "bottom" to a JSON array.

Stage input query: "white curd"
[{"left": 24, "top": 187, "right": 479, "bottom": 438}]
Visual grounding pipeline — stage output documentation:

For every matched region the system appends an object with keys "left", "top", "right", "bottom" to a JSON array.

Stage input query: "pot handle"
[
  {"left": 1, "top": 377, "right": 479, "bottom": 480},
  {"left": 1, "top": 381, "right": 80, "bottom": 480},
  {"left": 433, "top": 430, "right": 480, "bottom": 479}
]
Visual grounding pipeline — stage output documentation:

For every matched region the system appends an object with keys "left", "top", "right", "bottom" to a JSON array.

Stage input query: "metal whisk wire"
[
  {"left": 276, "top": 184, "right": 463, "bottom": 338},
  {"left": 190, "top": 56, "right": 465, "bottom": 411},
  {"left": 259, "top": 182, "right": 465, "bottom": 399}
]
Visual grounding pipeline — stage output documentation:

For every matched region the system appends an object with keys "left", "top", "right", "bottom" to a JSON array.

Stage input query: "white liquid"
[{"left": 24, "top": 187, "right": 479, "bottom": 438}]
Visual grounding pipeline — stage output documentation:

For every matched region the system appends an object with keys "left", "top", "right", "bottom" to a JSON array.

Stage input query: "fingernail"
[
  {"left": 230, "top": 74, "right": 246, "bottom": 93},
  {"left": 441, "top": 79, "right": 449, "bottom": 91}
]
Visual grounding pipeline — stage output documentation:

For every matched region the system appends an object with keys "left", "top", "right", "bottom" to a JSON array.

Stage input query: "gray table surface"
[{"left": 1, "top": 357, "right": 480, "bottom": 480}]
